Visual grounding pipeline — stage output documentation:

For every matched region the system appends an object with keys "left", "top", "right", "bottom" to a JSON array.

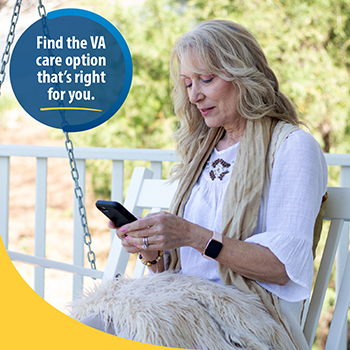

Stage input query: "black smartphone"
[{"left": 95, "top": 200, "right": 137, "bottom": 227}]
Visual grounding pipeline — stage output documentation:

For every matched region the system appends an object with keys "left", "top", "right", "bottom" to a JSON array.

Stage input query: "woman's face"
[{"left": 180, "top": 62, "right": 241, "bottom": 130}]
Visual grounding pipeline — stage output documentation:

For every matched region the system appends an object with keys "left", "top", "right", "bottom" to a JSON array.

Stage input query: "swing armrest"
[{"left": 8, "top": 251, "right": 104, "bottom": 279}]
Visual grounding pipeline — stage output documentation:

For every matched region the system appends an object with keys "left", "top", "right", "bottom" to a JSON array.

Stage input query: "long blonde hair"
[{"left": 170, "top": 19, "right": 299, "bottom": 179}]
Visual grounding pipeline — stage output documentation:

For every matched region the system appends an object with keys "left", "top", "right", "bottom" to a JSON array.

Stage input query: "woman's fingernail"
[
  {"left": 120, "top": 227, "right": 125, "bottom": 232},
  {"left": 125, "top": 236, "right": 129, "bottom": 241},
  {"left": 133, "top": 244, "right": 137, "bottom": 247}
]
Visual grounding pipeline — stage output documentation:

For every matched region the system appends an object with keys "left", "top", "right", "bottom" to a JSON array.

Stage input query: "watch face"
[{"left": 205, "top": 240, "right": 223, "bottom": 259}]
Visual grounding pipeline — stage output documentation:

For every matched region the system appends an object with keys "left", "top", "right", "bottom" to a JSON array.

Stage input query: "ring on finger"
[{"left": 142, "top": 237, "right": 149, "bottom": 249}]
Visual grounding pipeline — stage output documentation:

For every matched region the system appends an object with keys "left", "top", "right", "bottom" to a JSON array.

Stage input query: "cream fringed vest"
[{"left": 166, "top": 118, "right": 321, "bottom": 349}]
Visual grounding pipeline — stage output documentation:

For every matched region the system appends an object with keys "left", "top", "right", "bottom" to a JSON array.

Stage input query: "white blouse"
[{"left": 180, "top": 129, "right": 328, "bottom": 303}]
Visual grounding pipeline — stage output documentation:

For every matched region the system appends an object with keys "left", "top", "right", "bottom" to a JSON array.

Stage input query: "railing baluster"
[
  {"left": 111, "top": 160, "right": 124, "bottom": 241},
  {"left": 0, "top": 156, "right": 10, "bottom": 249},
  {"left": 34, "top": 157, "right": 47, "bottom": 298},
  {"left": 72, "top": 159, "right": 86, "bottom": 300},
  {"left": 111, "top": 160, "right": 124, "bottom": 203},
  {"left": 150, "top": 161, "right": 162, "bottom": 179}
]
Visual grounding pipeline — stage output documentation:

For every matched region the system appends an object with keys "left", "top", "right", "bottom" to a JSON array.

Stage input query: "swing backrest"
[{"left": 102, "top": 166, "right": 178, "bottom": 282}]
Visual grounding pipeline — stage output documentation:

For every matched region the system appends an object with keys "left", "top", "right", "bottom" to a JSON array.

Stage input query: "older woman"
[{"left": 75, "top": 20, "right": 327, "bottom": 350}]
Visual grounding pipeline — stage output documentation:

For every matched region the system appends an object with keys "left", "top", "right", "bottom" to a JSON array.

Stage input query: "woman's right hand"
[
  {"left": 109, "top": 220, "right": 159, "bottom": 255},
  {"left": 109, "top": 219, "right": 165, "bottom": 273},
  {"left": 108, "top": 220, "right": 140, "bottom": 254}
]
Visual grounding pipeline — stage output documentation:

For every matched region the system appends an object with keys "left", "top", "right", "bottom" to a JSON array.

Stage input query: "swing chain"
[
  {"left": 0, "top": 0, "right": 22, "bottom": 95},
  {"left": 38, "top": 0, "right": 47, "bottom": 18},
  {"left": 37, "top": 0, "right": 96, "bottom": 271},
  {"left": 65, "top": 132, "right": 97, "bottom": 270}
]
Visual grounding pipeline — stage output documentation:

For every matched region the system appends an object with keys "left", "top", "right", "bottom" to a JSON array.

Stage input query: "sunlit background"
[{"left": 1, "top": 1, "right": 349, "bottom": 349}]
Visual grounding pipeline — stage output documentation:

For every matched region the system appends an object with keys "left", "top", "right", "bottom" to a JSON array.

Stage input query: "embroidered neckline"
[{"left": 205, "top": 158, "right": 234, "bottom": 181}]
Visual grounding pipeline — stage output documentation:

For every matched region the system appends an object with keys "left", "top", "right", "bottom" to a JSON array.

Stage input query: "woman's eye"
[
  {"left": 184, "top": 80, "right": 192, "bottom": 88},
  {"left": 203, "top": 77, "right": 214, "bottom": 84}
]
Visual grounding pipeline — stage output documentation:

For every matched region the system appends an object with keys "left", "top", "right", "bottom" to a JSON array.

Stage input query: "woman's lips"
[{"left": 199, "top": 107, "right": 214, "bottom": 116}]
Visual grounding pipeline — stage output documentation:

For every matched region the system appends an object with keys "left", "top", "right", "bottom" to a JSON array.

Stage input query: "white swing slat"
[
  {"left": 303, "top": 219, "right": 344, "bottom": 347},
  {"left": 325, "top": 251, "right": 350, "bottom": 350},
  {"left": 303, "top": 187, "right": 350, "bottom": 348},
  {"left": 123, "top": 167, "right": 155, "bottom": 216},
  {"left": 102, "top": 167, "right": 178, "bottom": 282},
  {"left": 102, "top": 167, "right": 154, "bottom": 283},
  {"left": 137, "top": 179, "right": 178, "bottom": 210},
  {"left": 130, "top": 175, "right": 178, "bottom": 278},
  {"left": 7, "top": 251, "right": 104, "bottom": 279}
]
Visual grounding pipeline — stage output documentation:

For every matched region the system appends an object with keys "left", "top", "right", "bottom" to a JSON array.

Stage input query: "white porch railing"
[
  {"left": 0, "top": 144, "right": 177, "bottom": 247},
  {"left": 0, "top": 144, "right": 176, "bottom": 300},
  {"left": 0, "top": 145, "right": 349, "bottom": 348}
]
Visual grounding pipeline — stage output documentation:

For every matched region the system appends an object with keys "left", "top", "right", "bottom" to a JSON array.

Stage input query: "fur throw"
[{"left": 70, "top": 272, "right": 295, "bottom": 349}]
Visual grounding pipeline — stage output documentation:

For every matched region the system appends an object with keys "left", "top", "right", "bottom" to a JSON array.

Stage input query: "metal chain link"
[
  {"left": 40, "top": 12, "right": 67, "bottom": 121},
  {"left": 37, "top": 0, "right": 97, "bottom": 271},
  {"left": 38, "top": 0, "right": 47, "bottom": 17},
  {"left": 65, "top": 132, "right": 97, "bottom": 270},
  {"left": 0, "top": 0, "right": 22, "bottom": 95}
]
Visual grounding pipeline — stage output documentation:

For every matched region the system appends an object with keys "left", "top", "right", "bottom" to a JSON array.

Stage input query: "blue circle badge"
[{"left": 10, "top": 9, "right": 133, "bottom": 132}]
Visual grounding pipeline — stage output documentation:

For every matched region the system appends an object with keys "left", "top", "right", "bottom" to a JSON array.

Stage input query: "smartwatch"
[{"left": 202, "top": 231, "right": 223, "bottom": 260}]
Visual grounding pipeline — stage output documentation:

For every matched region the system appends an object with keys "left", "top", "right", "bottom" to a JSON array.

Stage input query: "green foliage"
[
  {"left": 58, "top": 0, "right": 350, "bottom": 202},
  {"left": 182, "top": 0, "right": 350, "bottom": 153},
  {"left": 72, "top": 0, "right": 350, "bottom": 156},
  {"left": 0, "top": 91, "right": 22, "bottom": 126},
  {"left": 66, "top": 1, "right": 190, "bottom": 197},
  {"left": 71, "top": 0, "right": 188, "bottom": 152}
]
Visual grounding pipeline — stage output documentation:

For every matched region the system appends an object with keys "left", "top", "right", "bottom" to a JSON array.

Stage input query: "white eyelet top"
[{"left": 180, "top": 129, "right": 328, "bottom": 303}]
